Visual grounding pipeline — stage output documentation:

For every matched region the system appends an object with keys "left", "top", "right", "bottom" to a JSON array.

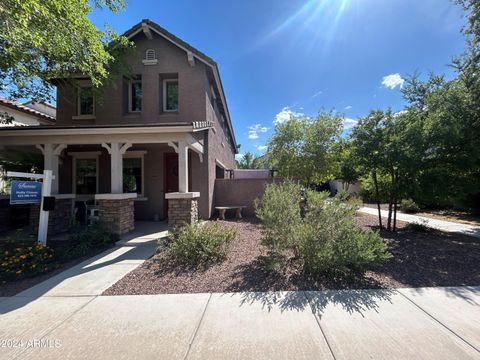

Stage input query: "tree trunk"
[
  {"left": 372, "top": 170, "right": 383, "bottom": 229},
  {"left": 387, "top": 169, "right": 395, "bottom": 231},
  {"left": 393, "top": 169, "right": 399, "bottom": 231}
]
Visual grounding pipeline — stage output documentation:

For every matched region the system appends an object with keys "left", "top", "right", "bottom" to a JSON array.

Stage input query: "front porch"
[{"left": 0, "top": 123, "right": 211, "bottom": 236}]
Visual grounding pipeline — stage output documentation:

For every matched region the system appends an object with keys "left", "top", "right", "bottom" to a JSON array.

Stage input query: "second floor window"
[
  {"left": 129, "top": 77, "right": 142, "bottom": 112},
  {"left": 163, "top": 79, "right": 178, "bottom": 112},
  {"left": 78, "top": 86, "right": 94, "bottom": 116}
]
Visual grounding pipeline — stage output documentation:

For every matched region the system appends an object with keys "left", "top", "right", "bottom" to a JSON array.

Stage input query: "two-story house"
[{"left": 0, "top": 20, "right": 238, "bottom": 234}]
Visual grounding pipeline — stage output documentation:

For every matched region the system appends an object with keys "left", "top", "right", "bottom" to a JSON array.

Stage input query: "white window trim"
[
  {"left": 71, "top": 152, "right": 100, "bottom": 196},
  {"left": 128, "top": 78, "right": 142, "bottom": 113},
  {"left": 163, "top": 79, "right": 178, "bottom": 112},
  {"left": 123, "top": 151, "right": 146, "bottom": 198},
  {"left": 76, "top": 81, "right": 95, "bottom": 117}
]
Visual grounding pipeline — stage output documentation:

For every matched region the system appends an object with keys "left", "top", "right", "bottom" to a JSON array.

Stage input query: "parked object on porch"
[
  {"left": 215, "top": 206, "right": 246, "bottom": 220},
  {"left": 85, "top": 202, "right": 100, "bottom": 225}
]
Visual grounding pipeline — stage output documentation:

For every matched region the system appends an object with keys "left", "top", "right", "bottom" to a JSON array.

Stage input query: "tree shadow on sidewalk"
[
  {"left": 225, "top": 256, "right": 396, "bottom": 317},
  {"left": 228, "top": 288, "right": 395, "bottom": 318}
]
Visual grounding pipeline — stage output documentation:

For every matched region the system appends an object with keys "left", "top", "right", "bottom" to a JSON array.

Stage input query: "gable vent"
[{"left": 142, "top": 49, "right": 158, "bottom": 65}]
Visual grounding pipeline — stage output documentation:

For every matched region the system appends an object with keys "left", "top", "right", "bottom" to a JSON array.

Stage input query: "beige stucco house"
[
  {"left": 0, "top": 97, "right": 55, "bottom": 127},
  {"left": 0, "top": 20, "right": 238, "bottom": 234}
]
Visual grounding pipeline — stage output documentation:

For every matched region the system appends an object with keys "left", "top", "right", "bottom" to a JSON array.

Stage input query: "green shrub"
[
  {"left": 56, "top": 224, "right": 119, "bottom": 261},
  {"left": 169, "top": 222, "right": 237, "bottom": 266},
  {"left": 299, "top": 194, "right": 392, "bottom": 275},
  {"left": 0, "top": 237, "right": 58, "bottom": 282},
  {"left": 401, "top": 199, "right": 420, "bottom": 213},
  {"left": 403, "top": 221, "right": 431, "bottom": 233},
  {"left": 254, "top": 181, "right": 304, "bottom": 256},
  {"left": 255, "top": 182, "right": 392, "bottom": 276}
]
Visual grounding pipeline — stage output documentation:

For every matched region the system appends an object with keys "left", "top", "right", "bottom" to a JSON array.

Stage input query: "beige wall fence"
[{"left": 214, "top": 178, "right": 283, "bottom": 217}]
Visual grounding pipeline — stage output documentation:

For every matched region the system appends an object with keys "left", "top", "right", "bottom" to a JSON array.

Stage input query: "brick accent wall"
[
  {"left": 168, "top": 198, "right": 198, "bottom": 229},
  {"left": 29, "top": 198, "right": 74, "bottom": 236},
  {"left": 97, "top": 198, "right": 135, "bottom": 235}
]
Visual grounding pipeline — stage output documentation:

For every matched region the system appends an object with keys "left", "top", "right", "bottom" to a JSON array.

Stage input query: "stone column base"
[
  {"left": 29, "top": 195, "right": 75, "bottom": 236},
  {"left": 165, "top": 192, "right": 200, "bottom": 229},
  {"left": 95, "top": 193, "right": 137, "bottom": 235}
]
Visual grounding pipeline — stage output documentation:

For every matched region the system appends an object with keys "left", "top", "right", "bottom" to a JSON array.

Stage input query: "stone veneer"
[
  {"left": 96, "top": 197, "right": 135, "bottom": 235},
  {"left": 29, "top": 197, "right": 75, "bottom": 236},
  {"left": 166, "top": 192, "right": 199, "bottom": 229}
]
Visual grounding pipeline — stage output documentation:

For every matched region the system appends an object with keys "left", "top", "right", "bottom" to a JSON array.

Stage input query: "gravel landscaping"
[{"left": 103, "top": 213, "right": 480, "bottom": 295}]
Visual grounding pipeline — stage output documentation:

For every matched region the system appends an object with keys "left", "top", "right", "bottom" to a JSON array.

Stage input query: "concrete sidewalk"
[
  {"left": 359, "top": 206, "right": 480, "bottom": 238},
  {"left": 0, "top": 287, "right": 479, "bottom": 359}
]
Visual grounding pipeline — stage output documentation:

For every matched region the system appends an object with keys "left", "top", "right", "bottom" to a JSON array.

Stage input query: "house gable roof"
[
  {"left": 124, "top": 19, "right": 238, "bottom": 153},
  {"left": 0, "top": 97, "right": 55, "bottom": 124}
]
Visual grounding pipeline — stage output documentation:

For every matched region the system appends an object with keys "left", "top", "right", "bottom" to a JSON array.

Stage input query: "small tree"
[
  {"left": 267, "top": 111, "right": 343, "bottom": 184},
  {"left": 350, "top": 110, "right": 387, "bottom": 229},
  {"left": 333, "top": 139, "right": 360, "bottom": 191},
  {"left": 237, "top": 151, "right": 265, "bottom": 169}
]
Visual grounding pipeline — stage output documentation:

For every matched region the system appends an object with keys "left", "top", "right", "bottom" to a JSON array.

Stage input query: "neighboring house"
[
  {"left": 0, "top": 97, "right": 56, "bottom": 126},
  {"left": 0, "top": 20, "right": 238, "bottom": 234},
  {"left": 0, "top": 98, "right": 55, "bottom": 193},
  {"left": 329, "top": 179, "right": 361, "bottom": 196}
]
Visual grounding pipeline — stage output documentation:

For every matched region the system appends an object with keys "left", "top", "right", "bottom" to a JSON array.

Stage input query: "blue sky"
[{"left": 90, "top": 0, "right": 467, "bottom": 157}]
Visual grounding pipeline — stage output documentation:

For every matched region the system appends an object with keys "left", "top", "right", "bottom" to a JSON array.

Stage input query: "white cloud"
[
  {"left": 343, "top": 117, "right": 358, "bottom": 130},
  {"left": 311, "top": 90, "right": 323, "bottom": 98},
  {"left": 248, "top": 123, "right": 269, "bottom": 140},
  {"left": 256, "top": 145, "right": 268, "bottom": 152},
  {"left": 273, "top": 107, "right": 305, "bottom": 125},
  {"left": 235, "top": 153, "right": 244, "bottom": 161},
  {"left": 382, "top": 73, "right": 404, "bottom": 89},
  {"left": 345, "top": 105, "right": 352, "bottom": 110}
]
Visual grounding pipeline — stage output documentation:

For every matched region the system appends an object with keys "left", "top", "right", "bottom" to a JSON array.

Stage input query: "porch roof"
[{"left": 0, "top": 122, "right": 211, "bottom": 146}]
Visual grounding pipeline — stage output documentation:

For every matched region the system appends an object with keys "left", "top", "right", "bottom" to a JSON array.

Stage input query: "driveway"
[
  {"left": 359, "top": 206, "right": 480, "bottom": 238},
  {"left": 0, "top": 222, "right": 479, "bottom": 359}
]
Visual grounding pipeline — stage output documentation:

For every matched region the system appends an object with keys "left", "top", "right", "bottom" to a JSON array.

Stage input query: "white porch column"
[
  {"left": 102, "top": 142, "right": 132, "bottom": 194},
  {"left": 36, "top": 144, "right": 66, "bottom": 194},
  {"left": 178, "top": 139, "right": 188, "bottom": 193}
]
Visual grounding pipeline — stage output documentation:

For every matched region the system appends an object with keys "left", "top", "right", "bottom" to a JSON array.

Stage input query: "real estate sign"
[{"left": 10, "top": 181, "right": 42, "bottom": 204}]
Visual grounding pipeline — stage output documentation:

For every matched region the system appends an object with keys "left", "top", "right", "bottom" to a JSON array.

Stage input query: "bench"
[{"left": 215, "top": 206, "right": 247, "bottom": 220}]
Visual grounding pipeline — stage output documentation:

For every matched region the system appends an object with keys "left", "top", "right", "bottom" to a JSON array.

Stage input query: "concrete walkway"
[
  {"left": 359, "top": 206, "right": 480, "bottom": 238},
  {"left": 10, "top": 221, "right": 167, "bottom": 299}
]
